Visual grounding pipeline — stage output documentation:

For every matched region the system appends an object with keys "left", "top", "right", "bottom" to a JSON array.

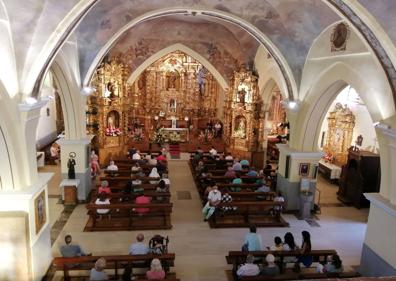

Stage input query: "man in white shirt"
[
  {"left": 225, "top": 153, "right": 233, "bottom": 160},
  {"left": 202, "top": 186, "right": 222, "bottom": 221},
  {"left": 132, "top": 150, "right": 142, "bottom": 160},
  {"left": 236, "top": 254, "right": 260, "bottom": 277},
  {"left": 107, "top": 160, "right": 118, "bottom": 171},
  {"left": 209, "top": 146, "right": 217, "bottom": 156}
]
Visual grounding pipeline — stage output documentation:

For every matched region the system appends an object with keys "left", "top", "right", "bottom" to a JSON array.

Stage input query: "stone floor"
[{"left": 47, "top": 157, "right": 369, "bottom": 281}]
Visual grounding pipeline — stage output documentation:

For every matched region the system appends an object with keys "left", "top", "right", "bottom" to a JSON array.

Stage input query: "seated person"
[
  {"left": 240, "top": 159, "right": 250, "bottom": 169},
  {"left": 90, "top": 257, "right": 108, "bottom": 281},
  {"left": 255, "top": 183, "right": 270, "bottom": 193},
  {"left": 232, "top": 159, "right": 242, "bottom": 171},
  {"left": 202, "top": 185, "right": 222, "bottom": 220},
  {"left": 231, "top": 174, "right": 242, "bottom": 192},
  {"left": 203, "top": 181, "right": 216, "bottom": 198},
  {"left": 247, "top": 167, "right": 258, "bottom": 177},
  {"left": 324, "top": 254, "right": 343, "bottom": 273},
  {"left": 146, "top": 258, "right": 166, "bottom": 280},
  {"left": 224, "top": 166, "right": 236, "bottom": 178},
  {"left": 268, "top": 236, "right": 284, "bottom": 251},
  {"left": 98, "top": 180, "right": 111, "bottom": 194},
  {"left": 260, "top": 254, "right": 280, "bottom": 276},
  {"left": 129, "top": 233, "right": 150, "bottom": 255},
  {"left": 128, "top": 147, "right": 136, "bottom": 159},
  {"left": 156, "top": 161, "right": 167, "bottom": 176},
  {"left": 135, "top": 192, "right": 151, "bottom": 214},
  {"left": 131, "top": 163, "right": 141, "bottom": 173},
  {"left": 161, "top": 173, "right": 170, "bottom": 185},
  {"left": 209, "top": 146, "right": 217, "bottom": 156},
  {"left": 225, "top": 153, "right": 233, "bottom": 160},
  {"left": 107, "top": 160, "right": 118, "bottom": 171},
  {"left": 264, "top": 160, "right": 273, "bottom": 176},
  {"left": 60, "top": 234, "right": 90, "bottom": 257},
  {"left": 236, "top": 254, "right": 260, "bottom": 277},
  {"left": 195, "top": 161, "right": 205, "bottom": 174},
  {"left": 148, "top": 154, "right": 157, "bottom": 166},
  {"left": 149, "top": 167, "right": 160, "bottom": 184},
  {"left": 196, "top": 146, "right": 204, "bottom": 154},
  {"left": 156, "top": 179, "right": 168, "bottom": 202},
  {"left": 95, "top": 192, "right": 111, "bottom": 216},
  {"left": 156, "top": 152, "right": 167, "bottom": 162},
  {"left": 132, "top": 150, "right": 142, "bottom": 160}
]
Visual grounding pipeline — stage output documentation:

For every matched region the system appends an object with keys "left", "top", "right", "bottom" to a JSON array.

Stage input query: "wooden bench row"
[
  {"left": 85, "top": 203, "right": 173, "bottom": 231},
  {"left": 52, "top": 253, "right": 178, "bottom": 281}
]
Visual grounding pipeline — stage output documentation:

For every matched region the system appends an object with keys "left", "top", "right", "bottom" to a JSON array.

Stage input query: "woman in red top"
[
  {"left": 98, "top": 180, "right": 111, "bottom": 194},
  {"left": 135, "top": 192, "right": 151, "bottom": 214},
  {"left": 146, "top": 258, "right": 165, "bottom": 280}
]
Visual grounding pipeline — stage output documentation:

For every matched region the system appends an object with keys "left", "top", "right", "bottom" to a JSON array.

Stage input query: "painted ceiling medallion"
[{"left": 331, "top": 22, "right": 350, "bottom": 52}]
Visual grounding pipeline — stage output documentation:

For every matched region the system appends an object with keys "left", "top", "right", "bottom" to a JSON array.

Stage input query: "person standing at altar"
[{"left": 156, "top": 152, "right": 167, "bottom": 162}]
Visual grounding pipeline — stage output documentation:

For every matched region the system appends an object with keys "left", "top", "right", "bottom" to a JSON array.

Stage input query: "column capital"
[
  {"left": 18, "top": 98, "right": 49, "bottom": 120},
  {"left": 365, "top": 193, "right": 396, "bottom": 218}
]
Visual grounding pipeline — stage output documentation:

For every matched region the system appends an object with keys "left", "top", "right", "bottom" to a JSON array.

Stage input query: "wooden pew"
[
  {"left": 100, "top": 176, "right": 161, "bottom": 184},
  {"left": 209, "top": 175, "right": 262, "bottom": 183},
  {"left": 52, "top": 253, "right": 176, "bottom": 281},
  {"left": 208, "top": 201, "right": 288, "bottom": 228},
  {"left": 226, "top": 250, "right": 337, "bottom": 274},
  {"left": 91, "top": 191, "right": 171, "bottom": 203},
  {"left": 85, "top": 203, "right": 173, "bottom": 231},
  {"left": 237, "top": 272, "right": 360, "bottom": 281}
]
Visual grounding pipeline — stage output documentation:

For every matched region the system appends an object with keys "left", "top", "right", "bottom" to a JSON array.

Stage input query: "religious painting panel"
[{"left": 34, "top": 190, "right": 46, "bottom": 234}]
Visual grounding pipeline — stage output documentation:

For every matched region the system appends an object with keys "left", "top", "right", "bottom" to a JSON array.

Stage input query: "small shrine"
[{"left": 323, "top": 102, "right": 356, "bottom": 165}]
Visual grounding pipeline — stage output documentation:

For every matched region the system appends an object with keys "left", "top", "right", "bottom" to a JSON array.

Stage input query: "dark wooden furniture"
[
  {"left": 52, "top": 253, "right": 176, "bottom": 281},
  {"left": 338, "top": 149, "right": 380, "bottom": 208},
  {"left": 85, "top": 202, "right": 173, "bottom": 231}
]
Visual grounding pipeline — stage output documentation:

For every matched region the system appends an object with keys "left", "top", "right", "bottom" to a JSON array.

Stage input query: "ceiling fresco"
[
  {"left": 106, "top": 16, "right": 259, "bottom": 81},
  {"left": 358, "top": 0, "right": 396, "bottom": 44},
  {"left": 76, "top": 0, "right": 340, "bottom": 86}
]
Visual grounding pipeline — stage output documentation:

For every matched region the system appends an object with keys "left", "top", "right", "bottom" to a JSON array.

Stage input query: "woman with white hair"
[
  {"left": 146, "top": 258, "right": 165, "bottom": 280},
  {"left": 90, "top": 257, "right": 108, "bottom": 280},
  {"left": 149, "top": 167, "right": 160, "bottom": 184}
]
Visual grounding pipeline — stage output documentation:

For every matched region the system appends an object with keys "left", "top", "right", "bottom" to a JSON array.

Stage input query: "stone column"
[
  {"left": 276, "top": 143, "right": 323, "bottom": 210},
  {"left": 360, "top": 126, "right": 396, "bottom": 276},
  {"left": 58, "top": 137, "right": 92, "bottom": 202}
]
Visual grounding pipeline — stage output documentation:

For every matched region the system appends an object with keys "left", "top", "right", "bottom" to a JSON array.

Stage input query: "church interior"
[{"left": 1, "top": 1, "right": 396, "bottom": 281}]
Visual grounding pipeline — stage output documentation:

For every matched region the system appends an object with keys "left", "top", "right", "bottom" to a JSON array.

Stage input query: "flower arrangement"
[
  {"left": 153, "top": 128, "right": 165, "bottom": 145},
  {"left": 130, "top": 129, "right": 144, "bottom": 142},
  {"left": 324, "top": 152, "right": 335, "bottom": 163},
  {"left": 105, "top": 127, "right": 122, "bottom": 136}
]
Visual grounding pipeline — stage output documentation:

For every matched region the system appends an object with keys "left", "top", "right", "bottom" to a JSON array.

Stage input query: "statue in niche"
[
  {"left": 168, "top": 71, "right": 177, "bottom": 89},
  {"left": 169, "top": 99, "right": 177, "bottom": 113},
  {"left": 67, "top": 152, "right": 76, "bottom": 179},
  {"left": 237, "top": 88, "right": 246, "bottom": 104},
  {"left": 197, "top": 67, "right": 207, "bottom": 96},
  {"left": 105, "top": 111, "right": 121, "bottom": 136},
  {"left": 106, "top": 82, "right": 117, "bottom": 100},
  {"left": 234, "top": 117, "right": 246, "bottom": 139}
]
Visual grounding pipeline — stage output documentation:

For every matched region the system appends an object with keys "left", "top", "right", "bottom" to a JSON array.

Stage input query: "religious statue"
[
  {"left": 169, "top": 99, "right": 177, "bottom": 112},
  {"left": 67, "top": 152, "right": 76, "bottom": 179},
  {"left": 238, "top": 88, "right": 246, "bottom": 104},
  {"left": 106, "top": 81, "right": 117, "bottom": 100},
  {"left": 168, "top": 71, "right": 177, "bottom": 89},
  {"left": 234, "top": 117, "right": 246, "bottom": 138},
  {"left": 197, "top": 67, "right": 206, "bottom": 95}
]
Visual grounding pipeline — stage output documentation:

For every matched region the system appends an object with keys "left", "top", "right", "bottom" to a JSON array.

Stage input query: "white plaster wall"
[
  {"left": 0, "top": 126, "right": 14, "bottom": 190},
  {"left": 364, "top": 204, "right": 396, "bottom": 269},
  {"left": 318, "top": 86, "right": 378, "bottom": 152}
]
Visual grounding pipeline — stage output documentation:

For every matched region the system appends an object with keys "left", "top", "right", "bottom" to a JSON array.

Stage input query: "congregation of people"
[
  {"left": 235, "top": 225, "right": 344, "bottom": 279},
  {"left": 60, "top": 233, "right": 169, "bottom": 280}
]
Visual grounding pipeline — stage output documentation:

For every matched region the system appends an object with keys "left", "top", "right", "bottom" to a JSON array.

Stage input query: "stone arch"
[
  {"left": 51, "top": 52, "right": 86, "bottom": 140},
  {"left": 0, "top": 0, "right": 18, "bottom": 97},
  {"left": 82, "top": 8, "right": 297, "bottom": 99},
  {"left": 126, "top": 43, "right": 229, "bottom": 90}
]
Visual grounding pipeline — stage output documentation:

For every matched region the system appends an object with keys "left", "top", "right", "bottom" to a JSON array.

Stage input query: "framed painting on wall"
[
  {"left": 34, "top": 190, "right": 46, "bottom": 234},
  {"left": 299, "top": 163, "right": 310, "bottom": 177}
]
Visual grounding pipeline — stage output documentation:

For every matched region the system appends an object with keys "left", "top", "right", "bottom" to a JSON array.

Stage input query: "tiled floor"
[{"left": 47, "top": 159, "right": 369, "bottom": 281}]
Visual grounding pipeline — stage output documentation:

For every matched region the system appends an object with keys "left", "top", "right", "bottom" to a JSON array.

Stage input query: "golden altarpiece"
[
  {"left": 87, "top": 51, "right": 220, "bottom": 163},
  {"left": 323, "top": 103, "right": 356, "bottom": 165},
  {"left": 223, "top": 70, "right": 265, "bottom": 164}
]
